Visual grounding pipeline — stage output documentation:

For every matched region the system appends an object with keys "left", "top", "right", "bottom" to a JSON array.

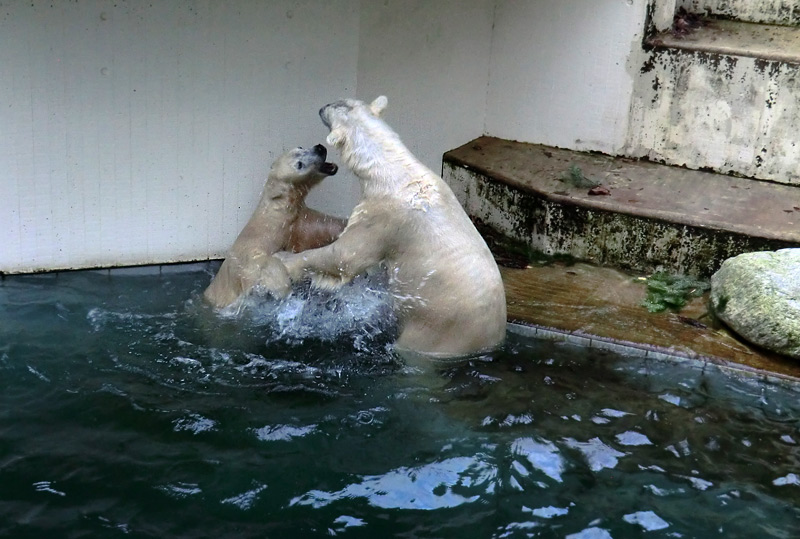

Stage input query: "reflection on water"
[
  {"left": 291, "top": 455, "right": 496, "bottom": 510},
  {"left": 0, "top": 266, "right": 799, "bottom": 538}
]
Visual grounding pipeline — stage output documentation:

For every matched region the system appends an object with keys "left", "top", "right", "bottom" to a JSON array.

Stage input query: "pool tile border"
[
  {"left": 508, "top": 321, "right": 800, "bottom": 389},
  {"left": 1, "top": 261, "right": 221, "bottom": 280}
]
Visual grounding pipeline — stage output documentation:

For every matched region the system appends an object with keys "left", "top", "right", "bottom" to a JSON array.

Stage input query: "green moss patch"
[
  {"left": 560, "top": 165, "right": 599, "bottom": 189},
  {"left": 640, "top": 271, "right": 710, "bottom": 313}
]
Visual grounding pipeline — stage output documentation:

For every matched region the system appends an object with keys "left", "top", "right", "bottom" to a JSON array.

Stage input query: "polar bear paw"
[{"left": 250, "top": 256, "right": 292, "bottom": 299}]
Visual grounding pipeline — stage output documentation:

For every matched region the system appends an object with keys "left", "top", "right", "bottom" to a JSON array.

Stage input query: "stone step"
[
  {"left": 676, "top": 0, "right": 800, "bottom": 26},
  {"left": 443, "top": 136, "right": 800, "bottom": 278},
  {"left": 649, "top": 18, "right": 800, "bottom": 64},
  {"left": 627, "top": 17, "right": 800, "bottom": 185}
]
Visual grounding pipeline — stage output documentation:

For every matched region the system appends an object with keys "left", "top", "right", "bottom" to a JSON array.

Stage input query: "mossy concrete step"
[
  {"left": 675, "top": 0, "right": 800, "bottom": 27},
  {"left": 649, "top": 18, "right": 800, "bottom": 64},
  {"left": 628, "top": 17, "right": 800, "bottom": 185},
  {"left": 443, "top": 136, "right": 800, "bottom": 279}
]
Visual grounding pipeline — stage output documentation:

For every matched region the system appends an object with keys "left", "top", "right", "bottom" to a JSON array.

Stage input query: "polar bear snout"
[
  {"left": 319, "top": 106, "right": 331, "bottom": 128},
  {"left": 319, "top": 161, "right": 338, "bottom": 176},
  {"left": 319, "top": 100, "right": 351, "bottom": 129},
  {"left": 310, "top": 144, "right": 338, "bottom": 176}
]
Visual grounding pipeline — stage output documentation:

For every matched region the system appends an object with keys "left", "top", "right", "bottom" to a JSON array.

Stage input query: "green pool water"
[{"left": 1, "top": 265, "right": 799, "bottom": 538}]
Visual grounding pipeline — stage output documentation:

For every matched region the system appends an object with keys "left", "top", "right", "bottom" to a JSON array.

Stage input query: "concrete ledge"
[
  {"left": 508, "top": 322, "right": 800, "bottom": 388},
  {"left": 3, "top": 261, "right": 220, "bottom": 279},
  {"left": 672, "top": 1, "right": 800, "bottom": 27},
  {"left": 499, "top": 261, "right": 800, "bottom": 381},
  {"left": 443, "top": 136, "right": 800, "bottom": 278},
  {"left": 648, "top": 19, "right": 800, "bottom": 65}
]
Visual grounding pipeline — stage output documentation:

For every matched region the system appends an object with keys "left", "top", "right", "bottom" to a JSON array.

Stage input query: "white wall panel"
[
  {"left": 1, "top": 0, "right": 360, "bottom": 273},
  {"left": 1, "top": 0, "right": 650, "bottom": 273},
  {"left": 354, "top": 0, "right": 495, "bottom": 174},
  {"left": 484, "top": 0, "right": 647, "bottom": 154}
]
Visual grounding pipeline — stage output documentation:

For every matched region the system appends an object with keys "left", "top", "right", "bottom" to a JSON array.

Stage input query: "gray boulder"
[{"left": 710, "top": 248, "right": 800, "bottom": 360}]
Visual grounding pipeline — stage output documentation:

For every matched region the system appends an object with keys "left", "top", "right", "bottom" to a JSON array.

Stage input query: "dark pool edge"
[
  {"left": 507, "top": 320, "right": 800, "bottom": 389},
  {"left": 6, "top": 261, "right": 798, "bottom": 388}
]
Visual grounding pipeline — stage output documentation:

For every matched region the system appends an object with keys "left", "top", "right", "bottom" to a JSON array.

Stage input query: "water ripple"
[
  {"left": 253, "top": 423, "right": 317, "bottom": 442},
  {"left": 563, "top": 437, "right": 626, "bottom": 472},
  {"left": 510, "top": 437, "right": 565, "bottom": 483},
  {"left": 623, "top": 510, "right": 670, "bottom": 531},
  {"left": 290, "top": 456, "right": 495, "bottom": 510},
  {"left": 221, "top": 482, "right": 268, "bottom": 510}
]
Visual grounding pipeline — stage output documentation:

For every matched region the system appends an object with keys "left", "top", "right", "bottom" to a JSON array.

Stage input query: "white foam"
[
  {"left": 233, "top": 272, "right": 396, "bottom": 352},
  {"left": 253, "top": 423, "right": 317, "bottom": 442},
  {"left": 33, "top": 480, "right": 66, "bottom": 497},
  {"left": 220, "top": 482, "right": 268, "bottom": 510},
  {"left": 157, "top": 482, "right": 202, "bottom": 498},
  {"left": 173, "top": 413, "right": 217, "bottom": 434}
]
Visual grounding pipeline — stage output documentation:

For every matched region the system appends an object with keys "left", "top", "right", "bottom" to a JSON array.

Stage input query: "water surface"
[{"left": 1, "top": 266, "right": 799, "bottom": 538}]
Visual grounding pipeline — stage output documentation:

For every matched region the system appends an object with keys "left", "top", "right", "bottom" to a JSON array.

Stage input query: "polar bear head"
[
  {"left": 319, "top": 96, "right": 405, "bottom": 178},
  {"left": 319, "top": 96, "right": 388, "bottom": 148},
  {"left": 269, "top": 144, "right": 338, "bottom": 189}
]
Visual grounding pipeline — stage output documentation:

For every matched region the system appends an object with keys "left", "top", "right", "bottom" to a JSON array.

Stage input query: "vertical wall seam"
[
  {"left": 482, "top": 0, "right": 499, "bottom": 137},
  {"left": 354, "top": 0, "right": 366, "bottom": 99}
]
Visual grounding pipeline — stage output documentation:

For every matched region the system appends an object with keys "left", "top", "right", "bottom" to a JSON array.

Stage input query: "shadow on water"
[{"left": 0, "top": 267, "right": 799, "bottom": 538}]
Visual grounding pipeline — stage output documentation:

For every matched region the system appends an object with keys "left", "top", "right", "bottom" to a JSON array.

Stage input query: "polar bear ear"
[{"left": 369, "top": 95, "right": 388, "bottom": 117}]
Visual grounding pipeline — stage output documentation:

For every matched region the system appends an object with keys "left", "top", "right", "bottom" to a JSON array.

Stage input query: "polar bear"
[
  {"left": 276, "top": 96, "right": 507, "bottom": 357},
  {"left": 204, "top": 144, "right": 345, "bottom": 309}
]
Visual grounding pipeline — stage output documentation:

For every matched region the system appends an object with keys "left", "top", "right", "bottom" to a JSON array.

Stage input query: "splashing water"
[{"left": 217, "top": 269, "right": 398, "bottom": 352}]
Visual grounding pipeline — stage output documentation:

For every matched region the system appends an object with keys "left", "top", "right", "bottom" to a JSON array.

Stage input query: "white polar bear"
[
  {"left": 277, "top": 96, "right": 507, "bottom": 357},
  {"left": 204, "top": 144, "right": 345, "bottom": 309}
]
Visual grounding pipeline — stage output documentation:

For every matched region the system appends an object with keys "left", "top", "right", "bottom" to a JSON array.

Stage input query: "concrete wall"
[
  {"left": 1, "top": 0, "right": 360, "bottom": 273},
  {"left": 1, "top": 0, "right": 651, "bottom": 273},
  {"left": 626, "top": 50, "right": 800, "bottom": 185},
  {"left": 485, "top": 0, "right": 649, "bottom": 154},
  {"left": 355, "top": 0, "right": 494, "bottom": 175}
]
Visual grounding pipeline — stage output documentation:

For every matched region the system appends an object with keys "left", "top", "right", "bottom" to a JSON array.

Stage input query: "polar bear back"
[
  {"left": 394, "top": 205, "right": 505, "bottom": 355},
  {"left": 300, "top": 95, "right": 508, "bottom": 357}
]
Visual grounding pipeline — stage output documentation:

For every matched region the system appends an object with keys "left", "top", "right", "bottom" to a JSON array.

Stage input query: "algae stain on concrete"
[
  {"left": 444, "top": 160, "right": 797, "bottom": 279},
  {"left": 628, "top": 31, "right": 800, "bottom": 184}
]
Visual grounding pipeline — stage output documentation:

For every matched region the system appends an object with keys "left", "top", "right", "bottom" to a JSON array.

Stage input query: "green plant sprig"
[{"left": 640, "top": 271, "right": 710, "bottom": 313}]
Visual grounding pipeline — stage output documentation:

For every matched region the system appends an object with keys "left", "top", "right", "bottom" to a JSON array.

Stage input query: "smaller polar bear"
[
  {"left": 204, "top": 144, "right": 345, "bottom": 309},
  {"left": 277, "top": 96, "right": 507, "bottom": 357}
]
